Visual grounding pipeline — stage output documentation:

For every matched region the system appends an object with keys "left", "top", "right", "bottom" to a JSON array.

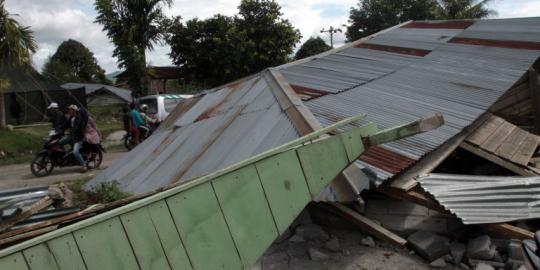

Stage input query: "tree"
[
  {"left": 295, "top": 37, "right": 331, "bottom": 60},
  {"left": 94, "top": 0, "right": 171, "bottom": 97},
  {"left": 345, "top": 0, "right": 495, "bottom": 42},
  {"left": 167, "top": 0, "right": 301, "bottom": 87},
  {"left": 235, "top": 0, "right": 301, "bottom": 74},
  {"left": 42, "top": 39, "right": 110, "bottom": 84},
  {"left": 0, "top": 0, "right": 37, "bottom": 128},
  {"left": 435, "top": 0, "right": 496, "bottom": 19},
  {"left": 167, "top": 15, "right": 244, "bottom": 86},
  {"left": 346, "top": 0, "right": 438, "bottom": 41}
]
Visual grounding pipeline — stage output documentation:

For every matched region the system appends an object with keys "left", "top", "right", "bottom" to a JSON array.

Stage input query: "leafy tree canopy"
[
  {"left": 0, "top": 0, "right": 37, "bottom": 68},
  {"left": 94, "top": 0, "right": 171, "bottom": 97},
  {"left": 42, "top": 39, "right": 110, "bottom": 84},
  {"left": 346, "top": 0, "right": 495, "bottom": 41},
  {"left": 295, "top": 37, "right": 332, "bottom": 60},
  {"left": 167, "top": 0, "right": 301, "bottom": 87}
]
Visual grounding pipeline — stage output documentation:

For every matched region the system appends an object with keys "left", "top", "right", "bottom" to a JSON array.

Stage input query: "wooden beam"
[
  {"left": 460, "top": 142, "right": 538, "bottom": 176},
  {"left": 483, "top": 223, "right": 534, "bottom": 240},
  {"left": 0, "top": 196, "right": 53, "bottom": 232},
  {"left": 390, "top": 113, "right": 491, "bottom": 191},
  {"left": 529, "top": 68, "right": 540, "bottom": 134},
  {"left": 318, "top": 202, "right": 407, "bottom": 247}
]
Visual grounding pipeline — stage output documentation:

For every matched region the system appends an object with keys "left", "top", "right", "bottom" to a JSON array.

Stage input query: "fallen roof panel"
[{"left": 418, "top": 173, "right": 540, "bottom": 224}]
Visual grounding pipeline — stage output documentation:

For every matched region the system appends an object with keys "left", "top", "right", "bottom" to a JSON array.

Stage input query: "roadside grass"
[
  {"left": 0, "top": 128, "right": 43, "bottom": 166},
  {"left": 66, "top": 178, "right": 131, "bottom": 207},
  {"left": 0, "top": 106, "right": 124, "bottom": 166}
]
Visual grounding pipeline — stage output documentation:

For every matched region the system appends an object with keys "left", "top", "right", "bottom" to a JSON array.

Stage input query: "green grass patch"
[{"left": 0, "top": 129, "right": 43, "bottom": 166}]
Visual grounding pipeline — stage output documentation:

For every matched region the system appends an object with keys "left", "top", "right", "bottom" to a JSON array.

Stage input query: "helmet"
[
  {"left": 47, "top": 102, "right": 59, "bottom": 109},
  {"left": 68, "top": 104, "right": 79, "bottom": 111},
  {"left": 140, "top": 104, "right": 148, "bottom": 111}
]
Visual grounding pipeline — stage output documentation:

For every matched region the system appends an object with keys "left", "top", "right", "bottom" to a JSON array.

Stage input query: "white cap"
[
  {"left": 68, "top": 104, "right": 79, "bottom": 111},
  {"left": 47, "top": 102, "right": 59, "bottom": 109}
]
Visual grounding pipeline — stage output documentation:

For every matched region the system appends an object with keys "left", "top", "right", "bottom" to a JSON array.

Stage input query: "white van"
[{"left": 138, "top": 94, "right": 193, "bottom": 122}]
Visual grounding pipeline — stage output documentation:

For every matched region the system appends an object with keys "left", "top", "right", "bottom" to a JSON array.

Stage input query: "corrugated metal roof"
[
  {"left": 86, "top": 74, "right": 301, "bottom": 194},
  {"left": 280, "top": 17, "right": 540, "bottom": 186},
  {"left": 62, "top": 83, "right": 132, "bottom": 102},
  {"left": 418, "top": 173, "right": 540, "bottom": 224}
]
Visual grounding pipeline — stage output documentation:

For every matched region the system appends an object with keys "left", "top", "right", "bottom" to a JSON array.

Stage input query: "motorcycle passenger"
[
  {"left": 128, "top": 103, "right": 148, "bottom": 142},
  {"left": 59, "top": 105, "right": 88, "bottom": 172},
  {"left": 47, "top": 102, "right": 67, "bottom": 133},
  {"left": 139, "top": 104, "right": 157, "bottom": 131}
]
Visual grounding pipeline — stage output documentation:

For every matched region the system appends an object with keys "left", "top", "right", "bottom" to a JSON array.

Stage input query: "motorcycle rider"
[
  {"left": 47, "top": 102, "right": 67, "bottom": 133},
  {"left": 127, "top": 103, "right": 148, "bottom": 142},
  {"left": 59, "top": 105, "right": 88, "bottom": 172},
  {"left": 139, "top": 104, "right": 157, "bottom": 131}
]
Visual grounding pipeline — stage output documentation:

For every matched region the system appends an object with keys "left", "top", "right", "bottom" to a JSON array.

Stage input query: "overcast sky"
[{"left": 4, "top": 0, "right": 540, "bottom": 74}]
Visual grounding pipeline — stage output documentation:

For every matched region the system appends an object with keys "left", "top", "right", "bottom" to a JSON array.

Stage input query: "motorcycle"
[
  {"left": 123, "top": 122, "right": 159, "bottom": 151},
  {"left": 30, "top": 130, "right": 105, "bottom": 177}
]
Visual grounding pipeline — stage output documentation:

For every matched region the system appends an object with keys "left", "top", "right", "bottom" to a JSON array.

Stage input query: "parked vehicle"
[
  {"left": 138, "top": 94, "right": 193, "bottom": 122},
  {"left": 30, "top": 131, "right": 105, "bottom": 177}
]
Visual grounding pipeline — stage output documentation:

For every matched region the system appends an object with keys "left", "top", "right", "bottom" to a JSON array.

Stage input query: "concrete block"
[
  {"left": 450, "top": 242, "right": 466, "bottom": 264},
  {"left": 467, "top": 235, "right": 496, "bottom": 260},
  {"left": 508, "top": 239, "right": 524, "bottom": 260},
  {"left": 403, "top": 215, "right": 447, "bottom": 234},
  {"left": 364, "top": 213, "right": 406, "bottom": 232},
  {"left": 387, "top": 200, "right": 429, "bottom": 216},
  {"left": 407, "top": 231, "right": 450, "bottom": 261},
  {"left": 365, "top": 200, "right": 389, "bottom": 215}
]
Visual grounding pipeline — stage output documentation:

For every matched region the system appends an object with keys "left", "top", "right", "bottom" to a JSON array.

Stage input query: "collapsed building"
[{"left": 1, "top": 17, "right": 540, "bottom": 269}]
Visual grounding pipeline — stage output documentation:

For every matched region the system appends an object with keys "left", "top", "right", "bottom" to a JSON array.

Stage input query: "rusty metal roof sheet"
[
  {"left": 87, "top": 74, "right": 301, "bottom": 195},
  {"left": 418, "top": 173, "right": 540, "bottom": 224},
  {"left": 281, "top": 17, "right": 540, "bottom": 186}
]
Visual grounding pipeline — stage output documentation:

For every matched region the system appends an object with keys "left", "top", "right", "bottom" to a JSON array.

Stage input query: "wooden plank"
[
  {"left": 0, "top": 252, "right": 29, "bottom": 270},
  {"left": 466, "top": 115, "right": 504, "bottom": 146},
  {"left": 147, "top": 201, "right": 192, "bottom": 270},
  {"left": 529, "top": 69, "right": 540, "bottom": 134},
  {"left": 297, "top": 135, "right": 350, "bottom": 198},
  {"left": 319, "top": 203, "right": 407, "bottom": 247},
  {"left": 74, "top": 218, "right": 139, "bottom": 270},
  {"left": 480, "top": 121, "right": 516, "bottom": 153},
  {"left": 23, "top": 244, "right": 59, "bottom": 270},
  {"left": 47, "top": 234, "right": 87, "bottom": 270},
  {"left": 0, "top": 226, "right": 57, "bottom": 247},
  {"left": 341, "top": 123, "right": 377, "bottom": 162},
  {"left": 495, "top": 128, "right": 529, "bottom": 161},
  {"left": 166, "top": 183, "right": 242, "bottom": 270},
  {"left": 391, "top": 113, "right": 490, "bottom": 190},
  {"left": 255, "top": 151, "right": 311, "bottom": 234},
  {"left": 212, "top": 165, "right": 279, "bottom": 266},
  {"left": 483, "top": 223, "right": 534, "bottom": 240},
  {"left": 511, "top": 133, "right": 540, "bottom": 166},
  {"left": 0, "top": 196, "right": 53, "bottom": 232},
  {"left": 120, "top": 207, "right": 171, "bottom": 270},
  {"left": 460, "top": 142, "right": 538, "bottom": 176}
]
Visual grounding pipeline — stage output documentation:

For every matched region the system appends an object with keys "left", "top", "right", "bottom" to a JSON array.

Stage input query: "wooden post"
[
  {"left": 529, "top": 68, "right": 540, "bottom": 134},
  {"left": 0, "top": 92, "right": 5, "bottom": 128}
]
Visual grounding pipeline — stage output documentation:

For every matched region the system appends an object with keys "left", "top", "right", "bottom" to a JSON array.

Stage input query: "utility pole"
[{"left": 320, "top": 26, "right": 342, "bottom": 48}]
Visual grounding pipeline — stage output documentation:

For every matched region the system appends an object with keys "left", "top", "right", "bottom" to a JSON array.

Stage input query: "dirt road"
[{"left": 0, "top": 150, "right": 126, "bottom": 190}]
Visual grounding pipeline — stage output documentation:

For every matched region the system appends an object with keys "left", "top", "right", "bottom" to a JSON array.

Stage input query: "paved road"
[{"left": 0, "top": 150, "right": 127, "bottom": 190}]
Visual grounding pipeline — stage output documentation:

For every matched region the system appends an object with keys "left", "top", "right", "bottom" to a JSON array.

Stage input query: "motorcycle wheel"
[
  {"left": 30, "top": 154, "right": 54, "bottom": 177},
  {"left": 87, "top": 150, "right": 103, "bottom": 169},
  {"left": 124, "top": 134, "right": 137, "bottom": 151}
]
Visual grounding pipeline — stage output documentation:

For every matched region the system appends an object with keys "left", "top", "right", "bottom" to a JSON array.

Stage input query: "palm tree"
[
  {"left": 0, "top": 0, "right": 37, "bottom": 128},
  {"left": 436, "top": 0, "right": 496, "bottom": 19}
]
